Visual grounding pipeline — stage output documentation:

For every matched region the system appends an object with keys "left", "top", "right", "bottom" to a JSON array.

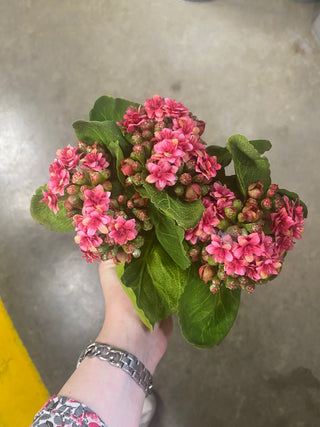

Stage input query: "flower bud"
[
  {"left": 116, "top": 249, "right": 131, "bottom": 264},
  {"left": 132, "top": 248, "right": 141, "bottom": 258},
  {"left": 132, "top": 192, "right": 148, "bottom": 208},
  {"left": 247, "top": 181, "right": 264, "bottom": 199},
  {"left": 67, "top": 194, "right": 81, "bottom": 208},
  {"left": 185, "top": 184, "right": 201, "bottom": 202},
  {"left": 210, "top": 279, "right": 221, "bottom": 293},
  {"left": 189, "top": 246, "right": 200, "bottom": 262},
  {"left": 217, "top": 266, "right": 227, "bottom": 281},
  {"left": 267, "top": 184, "right": 278, "bottom": 198},
  {"left": 123, "top": 242, "right": 137, "bottom": 254},
  {"left": 174, "top": 185, "right": 185, "bottom": 197},
  {"left": 216, "top": 219, "right": 229, "bottom": 231},
  {"left": 237, "top": 212, "right": 246, "bottom": 223},
  {"left": 127, "top": 200, "right": 134, "bottom": 209},
  {"left": 133, "top": 235, "right": 144, "bottom": 248},
  {"left": 64, "top": 200, "right": 73, "bottom": 211},
  {"left": 132, "top": 173, "right": 143, "bottom": 186},
  {"left": 143, "top": 141, "right": 153, "bottom": 157},
  {"left": 226, "top": 225, "right": 242, "bottom": 239},
  {"left": 121, "top": 158, "right": 141, "bottom": 176},
  {"left": 244, "top": 221, "right": 263, "bottom": 233},
  {"left": 225, "top": 276, "right": 239, "bottom": 290},
  {"left": 199, "top": 264, "right": 216, "bottom": 283},
  {"left": 102, "top": 181, "right": 112, "bottom": 192},
  {"left": 89, "top": 169, "right": 111, "bottom": 186},
  {"left": 140, "top": 119, "right": 154, "bottom": 131},
  {"left": 261, "top": 198, "right": 272, "bottom": 210},
  {"left": 117, "top": 194, "right": 127, "bottom": 205},
  {"left": 66, "top": 184, "right": 79, "bottom": 195},
  {"left": 179, "top": 173, "right": 192, "bottom": 185},
  {"left": 192, "top": 174, "right": 205, "bottom": 183},
  {"left": 232, "top": 199, "right": 243, "bottom": 212},
  {"left": 132, "top": 208, "right": 149, "bottom": 221},
  {"left": 131, "top": 144, "right": 145, "bottom": 163},
  {"left": 185, "top": 159, "right": 196, "bottom": 173},
  {"left": 224, "top": 206, "right": 237, "bottom": 222},
  {"left": 244, "top": 284, "right": 255, "bottom": 294},
  {"left": 154, "top": 121, "right": 165, "bottom": 133},
  {"left": 77, "top": 141, "right": 88, "bottom": 152},
  {"left": 243, "top": 209, "right": 260, "bottom": 223},
  {"left": 132, "top": 132, "right": 143, "bottom": 145},
  {"left": 79, "top": 185, "right": 90, "bottom": 200},
  {"left": 125, "top": 176, "right": 134, "bottom": 186},
  {"left": 72, "top": 171, "right": 87, "bottom": 185},
  {"left": 142, "top": 130, "right": 153, "bottom": 140},
  {"left": 142, "top": 220, "right": 153, "bottom": 231},
  {"left": 273, "top": 198, "right": 284, "bottom": 211},
  {"left": 201, "top": 184, "right": 210, "bottom": 196}
]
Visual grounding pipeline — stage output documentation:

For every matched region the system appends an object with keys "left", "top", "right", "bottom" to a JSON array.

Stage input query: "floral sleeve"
[{"left": 32, "top": 395, "right": 107, "bottom": 427}]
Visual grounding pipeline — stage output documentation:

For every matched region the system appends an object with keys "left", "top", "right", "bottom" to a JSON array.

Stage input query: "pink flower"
[
  {"left": 163, "top": 98, "right": 189, "bottom": 118},
  {"left": 74, "top": 231, "right": 103, "bottom": 252},
  {"left": 151, "top": 138, "right": 185, "bottom": 166},
  {"left": 109, "top": 217, "right": 137, "bottom": 245},
  {"left": 172, "top": 117, "right": 198, "bottom": 136},
  {"left": 81, "top": 211, "right": 113, "bottom": 236},
  {"left": 233, "top": 233, "right": 264, "bottom": 263},
  {"left": 56, "top": 144, "right": 81, "bottom": 169},
  {"left": 48, "top": 161, "right": 70, "bottom": 195},
  {"left": 81, "top": 150, "right": 109, "bottom": 171},
  {"left": 81, "top": 249, "right": 101, "bottom": 264},
  {"left": 224, "top": 258, "right": 247, "bottom": 276},
  {"left": 118, "top": 105, "right": 147, "bottom": 133},
  {"left": 195, "top": 151, "right": 221, "bottom": 180},
  {"left": 245, "top": 263, "right": 261, "bottom": 281},
  {"left": 144, "top": 95, "right": 165, "bottom": 121},
  {"left": 256, "top": 258, "right": 282, "bottom": 279},
  {"left": 40, "top": 190, "right": 59, "bottom": 214},
  {"left": 83, "top": 185, "right": 111, "bottom": 214},
  {"left": 206, "top": 235, "right": 234, "bottom": 263},
  {"left": 210, "top": 182, "right": 236, "bottom": 201},
  {"left": 270, "top": 207, "right": 295, "bottom": 237},
  {"left": 146, "top": 160, "right": 178, "bottom": 191}
]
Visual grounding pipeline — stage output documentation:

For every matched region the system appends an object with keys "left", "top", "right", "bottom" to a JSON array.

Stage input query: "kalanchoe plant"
[{"left": 30, "top": 95, "right": 307, "bottom": 348}]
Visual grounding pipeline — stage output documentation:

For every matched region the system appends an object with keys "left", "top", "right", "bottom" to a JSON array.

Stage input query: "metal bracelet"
[{"left": 77, "top": 342, "right": 153, "bottom": 396}]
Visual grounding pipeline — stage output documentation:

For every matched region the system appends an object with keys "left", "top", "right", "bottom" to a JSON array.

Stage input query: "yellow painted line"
[{"left": 0, "top": 298, "right": 50, "bottom": 426}]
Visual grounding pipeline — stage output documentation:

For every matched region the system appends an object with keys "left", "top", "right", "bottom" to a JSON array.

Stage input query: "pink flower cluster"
[
  {"left": 73, "top": 185, "right": 137, "bottom": 263},
  {"left": 119, "top": 95, "right": 221, "bottom": 193},
  {"left": 187, "top": 182, "right": 305, "bottom": 293},
  {"left": 41, "top": 145, "right": 81, "bottom": 213}
]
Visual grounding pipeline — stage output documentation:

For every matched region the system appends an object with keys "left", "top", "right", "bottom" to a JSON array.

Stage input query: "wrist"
[{"left": 96, "top": 316, "right": 159, "bottom": 374}]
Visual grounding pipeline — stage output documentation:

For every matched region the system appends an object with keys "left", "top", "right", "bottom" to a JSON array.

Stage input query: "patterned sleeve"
[{"left": 32, "top": 395, "right": 107, "bottom": 427}]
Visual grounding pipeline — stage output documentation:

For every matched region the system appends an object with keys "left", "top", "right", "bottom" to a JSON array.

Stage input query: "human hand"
[{"left": 96, "top": 260, "right": 173, "bottom": 374}]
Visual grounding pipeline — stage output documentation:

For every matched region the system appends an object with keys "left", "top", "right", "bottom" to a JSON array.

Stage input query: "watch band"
[{"left": 77, "top": 342, "right": 153, "bottom": 396}]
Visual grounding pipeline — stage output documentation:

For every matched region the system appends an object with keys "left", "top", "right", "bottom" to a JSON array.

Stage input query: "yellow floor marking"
[{"left": 0, "top": 298, "right": 50, "bottom": 426}]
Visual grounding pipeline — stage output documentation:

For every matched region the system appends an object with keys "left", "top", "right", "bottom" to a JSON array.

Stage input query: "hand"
[{"left": 96, "top": 260, "right": 173, "bottom": 374}]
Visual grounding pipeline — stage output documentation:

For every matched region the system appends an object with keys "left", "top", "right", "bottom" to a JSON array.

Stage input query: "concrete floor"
[{"left": 1, "top": 0, "right": 320, "bottom": 426}]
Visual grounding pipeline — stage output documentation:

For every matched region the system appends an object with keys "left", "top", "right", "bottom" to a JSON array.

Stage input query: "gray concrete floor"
[{"left": 1, "top": 0, "right": 320, "bottom": 426}]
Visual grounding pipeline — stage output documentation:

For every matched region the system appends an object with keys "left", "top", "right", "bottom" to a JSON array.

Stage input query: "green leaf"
[
  {"left": 89, "top": 95, "right": 140, "bottom": 123},
  {"left": 206, "top": 145, "right": 232, "bottom": 168},
  {"left": 226, "top": 134, "right": 271, "bottom": 199},
  {"left": 108, "top": 140, "right": 125, "bottom": 186},
  {"left": 141, "top": 183, "right": 204, "bottom": 230},
  {"left": 30, "top": 185, "right": 74, "bottom": 232},
  {"left": 120, "top": 234, "right": 188, "bottom": 328},
  {"left": 178, "top": 264, "right": 241, "bottom": 348},
  {"left": 72, "top": 119, "right": 131, "bottom": 157},
  {"left": 115, "top": 263, "right": 153, "bottom": 330},
  {"left": 278, "top": 188, "right": 308, "bottom": 218},
  {"left": 249, "top": 139, "right": 272, "bottom": 154},
  {"left": 149, "top": 206, "right": 191, "bottom": 270}
]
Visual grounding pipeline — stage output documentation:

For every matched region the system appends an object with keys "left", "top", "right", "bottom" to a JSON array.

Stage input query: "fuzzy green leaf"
[
  {"left": 115, "top": 263, "right": 153, "bottom": 330},
  {"left": 249, "top": 139, "right": 272, "bottom": 154},
  {"left": 30, "top": 185, "right": 74, "bottom": 232},
  {"left": 141, "top": 183, "right": 204, "bottom": 230},
  {"left": 226, "top": 134, "right": 271, "bottom": 199},
  {"left": 178, "top": 264, "right": 241, "bottom": 348},
  {"left": 206, "top": 145, "right": 232, "bottom": 168},
  {"left": 72, "top": 119, "right": 131, "bottom": 157},
  {"left": 120, "top": 234, "right": 188, "bottom": 328},
  {"left": 149, "top": 206, "right": 191, "bottom": 270},
  {"left": 278, "top": 188, "right": 308, "bottom": 218},
  {"left": 89, "top": 95, "right": 140, "bottom": 123}
]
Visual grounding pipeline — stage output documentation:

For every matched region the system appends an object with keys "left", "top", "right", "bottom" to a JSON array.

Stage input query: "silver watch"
[{"left": 77, "top": 342, "right": 153, "bottom": 396}]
